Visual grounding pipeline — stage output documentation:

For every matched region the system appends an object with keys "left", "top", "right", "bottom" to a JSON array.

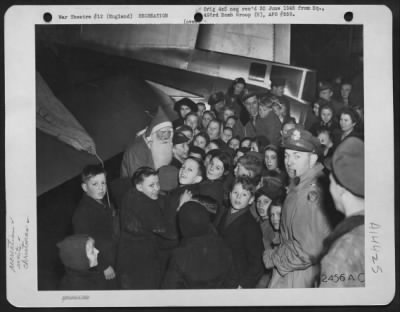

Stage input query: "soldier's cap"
[
  {"left": 172, "top": 131, "right": 190, "bottom": 145},
  {"left": 174, "top": 97, "right": 198, "bottom": 113},
  {"left": 208, "top": 91, "right": 225, "bottom": 106},
  {"left": 324, "top": 136, "right": 364, "bottom": 198},
  {"left": 282, "top": 128, "right": 322, "bottom": 155},
  {"left": 318, "top": 81, "right": 334, "bottom": 92},
  {"left": 270, "top": 78, "right": 286, "bottom": 87},
  {"left": 241, "top": 91, "right": 258, "bottom": 103}
]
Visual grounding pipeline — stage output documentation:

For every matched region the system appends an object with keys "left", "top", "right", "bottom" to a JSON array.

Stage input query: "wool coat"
[{"left": 217, "top": 208, "right": 264, "bottom": 288}]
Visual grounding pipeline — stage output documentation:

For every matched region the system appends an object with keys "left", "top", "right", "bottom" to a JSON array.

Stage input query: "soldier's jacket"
[{"left": 268, "top": 163, "right": 332, "bottom": 288}]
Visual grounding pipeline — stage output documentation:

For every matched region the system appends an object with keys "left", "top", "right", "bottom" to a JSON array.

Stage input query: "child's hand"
[
  {"left": 104, "top": 266, "right": 116, "bottom": 280},
  {"left": 263, "top": 249, "right": 274, "bottom": 269},
  {"left": 177, "top": 190, "right": 192, "bottom": 211}
]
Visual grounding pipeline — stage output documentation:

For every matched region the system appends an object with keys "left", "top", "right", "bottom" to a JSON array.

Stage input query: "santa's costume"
[{"left": 121, "top": 107, "right": 173, "bottom": 178}]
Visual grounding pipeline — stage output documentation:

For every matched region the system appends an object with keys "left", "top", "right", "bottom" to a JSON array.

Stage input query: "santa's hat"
[{"left": 145, "top": 106, "right": 172, "bottom": 137}]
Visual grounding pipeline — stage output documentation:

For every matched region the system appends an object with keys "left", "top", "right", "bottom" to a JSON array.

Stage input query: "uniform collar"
[{"left": 290, "top": 162, "right": 324, "bottom": 189}]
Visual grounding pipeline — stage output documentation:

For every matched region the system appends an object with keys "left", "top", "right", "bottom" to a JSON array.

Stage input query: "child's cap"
[
  {"left": 178, "top": 201, "right": 211, "bottom": 238},
  {"left": 57, "top": 234, "right": 91, "bottom": 271}
]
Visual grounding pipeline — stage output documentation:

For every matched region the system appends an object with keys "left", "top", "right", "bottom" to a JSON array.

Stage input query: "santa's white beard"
[{"left": 150, "top": 137, "right": 173, "bottom": 170}]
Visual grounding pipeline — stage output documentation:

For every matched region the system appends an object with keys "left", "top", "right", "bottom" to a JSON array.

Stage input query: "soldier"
[
  {"left": 319, "top": 137, "right": 365, "bottom": 287},
  {"left": 263, "top": 128, "right": 331, "bottom": 288}
]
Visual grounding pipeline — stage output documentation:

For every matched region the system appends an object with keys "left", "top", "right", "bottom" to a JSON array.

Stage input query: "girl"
[
  {"left": 201, "top": 110, "right": 216, "bottom": 130},
  {"left": 206, "top": 119, "right": 222, "bottom": 141},
  {"left": 262, "top": 144, "right": 288, "bottom": 186}
]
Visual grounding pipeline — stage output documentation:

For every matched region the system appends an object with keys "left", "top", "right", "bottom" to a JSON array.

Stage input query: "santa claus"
[{"left": 120, "top": 107, "right": 173, "bottom": 178}]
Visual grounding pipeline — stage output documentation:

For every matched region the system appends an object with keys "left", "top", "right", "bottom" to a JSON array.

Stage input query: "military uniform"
[{"left": 263, "top": 128, "right": 331, "bottom": 288}]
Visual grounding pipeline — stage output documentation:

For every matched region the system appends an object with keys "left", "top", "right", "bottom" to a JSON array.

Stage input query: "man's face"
[
  {"left": 154, "top": 126, "right": 173, "bottom": 143},
  {"left": 230, "top": 183, "right": 254, "bottom": 211},
  {"left": 244, "top": 96, "right": 259, "bottom": 118},
  {"left": 272, "top": 85, "right": 284, "bottom": 97},
  {"left": 179, "top": 105, "right": 192, "bottom": 119},
  {"left": 340, "top": 84, "right": 352, "bottom": 99},
  {"left": 320, "top": 108, "right": 333, "bottom": 124},
  {"left": 284, "top": 149, "right": 313, "bottom": 178},
  {"left": 319, "top": 89, "right": 333, "bottom": 101},
  {"left": 173, "top": 142, "right": 189, "bottom": 161}
]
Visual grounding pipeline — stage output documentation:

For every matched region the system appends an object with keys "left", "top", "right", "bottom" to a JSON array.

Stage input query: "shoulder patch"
[{"left": 307, "top": 190, "right": 319, "bottom": 202}]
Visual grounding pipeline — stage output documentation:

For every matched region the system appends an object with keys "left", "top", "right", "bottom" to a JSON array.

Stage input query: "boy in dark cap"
[
  {"left": 171, "top": 132, "right": 191, "bottom": 169},
  {"left": 263, "top": 128, "right": 332, "bottom": 288},
  {"left": 208, "top": 91, "right": 226, "bottom": 121},
  {"left": 57, "top": 234, "right": 106, "bottom": 290},
  {"left": 319, "top": 137, "right": 365, "bottom": 287},
  {"left": 270, "top": 78, "right": 291, "bottom": 117}
]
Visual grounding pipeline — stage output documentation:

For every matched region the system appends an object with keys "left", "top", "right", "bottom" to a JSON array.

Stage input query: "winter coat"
[
  {"left": 265, "top": 163, "right": 332, "bottom": 288},
  {"left": 72, "top": 194, "right": 117, "bottom": 272},
  {"left": 320, "top": 214, "right": 365, "bottom": 287},
  {"left": 162, "top": 201, "right": 237, "bottom": 289},
  {"left": 117, "top": 188, "right": 167, "bottom": 289},
  {"left": 120, "top": 135, "right": 153, "bottom": 178},
  {"left": 217, "top": 208, "right": 264, "bottom": 288}
]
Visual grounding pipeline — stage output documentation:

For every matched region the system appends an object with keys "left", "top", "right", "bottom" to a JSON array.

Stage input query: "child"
[
  {"left": 225, "top": 116, "right": 237, "bottom": 129},
  {"left": 257, "top": 95, "right": 283, "bottom": 146},
  {"left": 72, "top": 165, "right": 117, "bottom": 288},
  {"left": 188, "top": 145, "right": 206, "bottom": 162},
  {"left": 216, "top": 177, "right": 264, "bottom": 288},
  {"left": 117, "top": 167, "right": 170, "bottom": 289},
  {"left": 57, "top": 234, "right": 106, "bottom": 290},
  {"left": 221, "top": 127, "right": 233, "bottom": 143},
  {"left": 206, "top": 119, "right": 222, "bottom": 141},
  {"left": 196, "top": 102, "right": 206, "bottom": 117},
  {"left": 192, "top": 132, "right": 210, "bottom": 151},
  {"left": 228, "top": 136, "right": 240, "bottom": 151},
  {"left": 233, "top": 146, "right": 250, "bottom": 165},
  {"left": 162, "top": 201, "right": 237, "bottom": 289},
  {"left": 184, "top": 112, "right": 200, "bottom": 136}
]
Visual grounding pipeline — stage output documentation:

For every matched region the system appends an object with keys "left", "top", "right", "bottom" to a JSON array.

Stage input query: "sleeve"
[
  {"left": 120, "top": 193, "right": 143, "bottom": 234},
  {"left": 120, "top": 147, "right": 140, "bottom": 178},
  {"left": 161, "top": 253, "right": 185, "bottom": 289},
  {"left": 269, "top": 186, "right": 331, "bottom": 275},
  {"left": 240, "top": 219, "right": 264, "bottom": 288}
]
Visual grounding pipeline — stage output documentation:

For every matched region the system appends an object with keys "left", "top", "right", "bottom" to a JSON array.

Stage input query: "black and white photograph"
[{"left": 5, "top": 4, "right": 395, "bottom": 307}]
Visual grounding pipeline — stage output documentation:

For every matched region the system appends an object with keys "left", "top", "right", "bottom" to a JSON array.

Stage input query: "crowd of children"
[{"left": 57, "top": 76, "right": 365, "bottom": 290}]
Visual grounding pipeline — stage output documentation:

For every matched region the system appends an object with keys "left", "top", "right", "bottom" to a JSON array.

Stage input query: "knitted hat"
[
  {"left": 178, "top": 201, "right": 211, "bottom": 238},
  {"left": 325, "top": 136, "right": 364, "bottom": 197},
  {"left": 174, "top": 98, "right": 198, "bottom": 113},
  {"left": 158, "top": 165, "right": 179, "bottom": 191},
  {"left": 256, "top": 177, "right": 285, "bottom": 202},
  {"left": 57, "top": 234, "right": 91, "bottom": 271},
  {"left": 145, "top": 106, "right": 172, "bottom": 138}
]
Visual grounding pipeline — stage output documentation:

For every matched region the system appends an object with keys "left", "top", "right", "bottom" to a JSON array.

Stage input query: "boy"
[
  {"left": 72, "top": 165, "right": 118, "bottom": 288},
  {"left": 57, "top": 234, "right": 106, "bottom": 290},
  {"left": 217, "top": 177, "right": 264, "bottom": 288},
  {"left": 256, "top": 95, "right": 282, "bottom": 147},
  {"left": 234, "top": 153, "right": 263, "bottom": 183},
  {"left": 316, "top": 81, "right": 342, "bottom": 117}
]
